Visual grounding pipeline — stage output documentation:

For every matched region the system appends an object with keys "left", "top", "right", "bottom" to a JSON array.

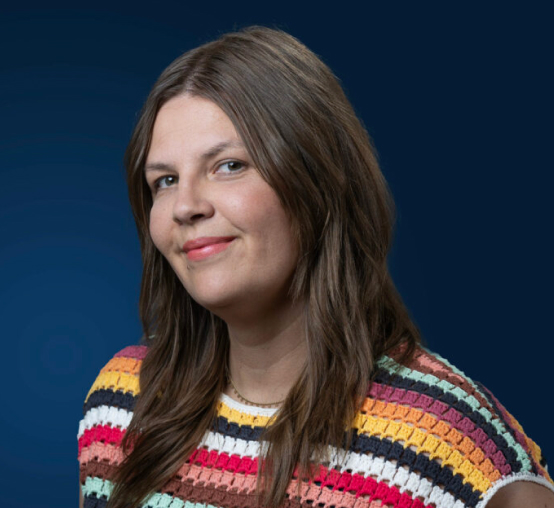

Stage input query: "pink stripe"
[
  {"left": 189, "top": 451, "right": 432, "bottom": 506},
  {"left": 79, "top": 441, "right": 125, "bottom": 466},
  {"left": 79, "top": 435, "right": 438, "bottom": 507},
  {"left": 413, "top": 351, "right": 470, "bottom": 391},
  {"left": 286, "top": 474, "right": 430, "bottom": 508},
  {"left": 367, "top": 382, "right": 509, "bottom": 473},
  {"left": 176, "top": 459, "right": 428, "bottom": 508},
  {"left": 114, "top": 345, "right": 148, "bottom": 359},
  {"left": 174, "top": 461, "right": 258, "bottom": 492},
  {"left": 481, "top": 385, "right": 544, "bottom": 474}
]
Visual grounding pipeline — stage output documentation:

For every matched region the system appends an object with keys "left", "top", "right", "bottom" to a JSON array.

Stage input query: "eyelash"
[
  {"left": 151, "top": 160, "right": 246, "bottom": 191},
  {"left": 218, "top": 160, "right": 245, "bottom": 174},
  {"left": 153, "top": 175, "right": 176, "bottom": 190}
]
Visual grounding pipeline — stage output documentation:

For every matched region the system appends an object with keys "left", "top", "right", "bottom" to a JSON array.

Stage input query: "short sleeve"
[
  {"left": 374, "top": 344, "right": 554, "bottom": 508},
  {"left": 470, "top": 379, "right": 554, "bottom": 506}
]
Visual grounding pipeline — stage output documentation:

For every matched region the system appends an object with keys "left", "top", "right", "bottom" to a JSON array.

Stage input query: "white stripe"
[
  {"left": 77, "top": 402, "right": 524, "bottom": 508},
  {"left": 198, "top": 430, "right": 471, "bottom": 507},
  {"left": 219, "top": 393, "right": 279, "bottom": 417},
  {"left": 200, "top": 430, "right": 262, "bottom": 457},
  {"left": 77, "top": 405, "right": 133, "bottom": 438},
  {"left": 330, "top": 451, "right": 466, "bottom": 507}
]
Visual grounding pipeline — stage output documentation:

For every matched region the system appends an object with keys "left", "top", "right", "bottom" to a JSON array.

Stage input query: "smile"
[{"left": 185, "top": 238, "right": 235, "bottom": 261}]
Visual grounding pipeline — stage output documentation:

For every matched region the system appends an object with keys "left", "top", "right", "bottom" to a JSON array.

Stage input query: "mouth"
[{"left": 183, "top": 237, "right": 236, "bottom": 261}]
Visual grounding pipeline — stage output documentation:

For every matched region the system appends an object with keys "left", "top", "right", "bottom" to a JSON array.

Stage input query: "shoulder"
[
  {"left": 356, "top": 343, "right": 554, "bottom": 507},
  {"left": 78, "top": 343, "right": 148, "bottom": 425},
  {"left": 77, "top": 344, "right": 149, "bottom": 502},
  {"left": 81, "top": 344, "right": 149, "bottom": 415}
]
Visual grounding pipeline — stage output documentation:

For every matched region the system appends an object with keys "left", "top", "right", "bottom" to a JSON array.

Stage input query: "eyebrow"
[{"left": 144, "top": 140, "right": 246, "bottom": 173}]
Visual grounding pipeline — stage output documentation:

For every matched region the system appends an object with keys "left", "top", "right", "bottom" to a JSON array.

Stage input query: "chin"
[{"left": 187, "top": 289, "right": 238, "bottom": 313}]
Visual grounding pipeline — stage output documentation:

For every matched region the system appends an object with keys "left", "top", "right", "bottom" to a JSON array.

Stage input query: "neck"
[{"left": 224, "top": 298, "right": 307, "bottom": 407}]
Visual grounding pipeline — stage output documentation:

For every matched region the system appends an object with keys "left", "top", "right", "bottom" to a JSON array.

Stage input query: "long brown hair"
[{"left": 110, "top": 25, "right": 421, "bottom": 508}]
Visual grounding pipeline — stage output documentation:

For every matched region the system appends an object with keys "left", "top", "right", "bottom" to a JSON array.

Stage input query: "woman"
[{"left": 77, "top": 26, "right": 554, "bottom": 508}]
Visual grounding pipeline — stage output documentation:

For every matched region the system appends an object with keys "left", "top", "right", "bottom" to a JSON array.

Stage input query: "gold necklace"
[{"left": 227, "top": 374, "right": 285, "bottom": 408}]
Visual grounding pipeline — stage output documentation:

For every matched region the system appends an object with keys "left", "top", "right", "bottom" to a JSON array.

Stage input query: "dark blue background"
[{"left": 0, "top": 2, "right": 551, "bottom": 506}]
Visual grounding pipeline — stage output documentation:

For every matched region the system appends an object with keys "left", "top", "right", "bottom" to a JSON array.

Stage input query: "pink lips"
[{"left": 183, "top": 236, "right": 236, "bottom": 261}]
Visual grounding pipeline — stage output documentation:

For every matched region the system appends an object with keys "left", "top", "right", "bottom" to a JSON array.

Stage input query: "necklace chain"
[{"left": 227, "top": 374, "right": 285, "bottom": 408}]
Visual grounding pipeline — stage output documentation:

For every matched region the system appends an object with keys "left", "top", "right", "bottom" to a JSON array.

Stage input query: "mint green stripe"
[
  {"left": 418, "top": 346, "right": 530, "bottom": 463},
  {"left": 422, "top": 348, "right": 533, "bottom": 469},
  {"left": 143, "top": 492, "right": 185, "bottom": 507},
  {"left": 422, "top": 346, "right": 475, "bottom": 382},
  {"left": 428, "top": 348, "right": 531, "bottom": 463},
  {"left": 378, "top": 353, "right": 533, "bottom": 469},
  {"left": 143, "top": 492, "right": 218, "bottom": 508},
  {"left": 83, "top": 477, "right": 113, "bottom": 498},
  {"left": 422, "top": 346, "right": 497, "bottom": 405},
  {"left": 83, "top": 477, "right": 219, "bottom": 508}
]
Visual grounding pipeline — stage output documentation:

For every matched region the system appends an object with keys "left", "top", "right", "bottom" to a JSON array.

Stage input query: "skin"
[
  {"left": 486, "top": 481, "right": 554, "bottom": 507},
  {"left": 78, "top": 94, "right": 554, "bottom": 507},
  {"left": 145, "top": 94, "right": 308, "bottom": 404}
]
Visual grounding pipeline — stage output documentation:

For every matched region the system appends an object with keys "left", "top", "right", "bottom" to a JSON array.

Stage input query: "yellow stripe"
[
  {"left": 85, "top": 371, "right": 140, "bottom": 403},
  {"left": 217, "top": 396, "right": 492, "bottom": 492},
  {"left": 216, "top": 400, "right": 275, "bottom": 428},
  {"left": 352, "top": 410, "right": 492, "bottom": 492},
  {"left": 82, "top": 359, "right": 502, "bottom": 495}
]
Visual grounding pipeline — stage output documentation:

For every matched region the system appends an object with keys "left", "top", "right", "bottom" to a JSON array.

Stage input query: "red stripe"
[
  {"left": 79, "top": 430, "right": 433, "bottom": 507},
  {"left": 78, "top": 425, "right": 125, "bottom": 455},
  {"left": 189, "top": 449, "right": 431, "bottom": 506}
]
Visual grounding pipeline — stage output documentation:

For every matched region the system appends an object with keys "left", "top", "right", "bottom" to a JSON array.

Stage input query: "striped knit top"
[{"left": 78, "top": 344, "right": 554, "bottom": 508}]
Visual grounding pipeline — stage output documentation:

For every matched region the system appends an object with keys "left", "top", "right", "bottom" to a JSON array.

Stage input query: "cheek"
[
  {"left": 249, "top": 192, "right": 298, "bottom": 262},
  {"left": 239, "top": 189, "right": 283, "bottom": 233},
  {"left": 148, "top": 203, "right": 171, "bottom": 253}
]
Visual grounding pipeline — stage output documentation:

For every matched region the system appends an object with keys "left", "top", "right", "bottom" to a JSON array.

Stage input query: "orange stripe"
[
  {"left": 360, "top": 396, "right": 499, "bottom": 484},
  {"left": 100, "top": 356, "right": 142, "bottom": 376}
]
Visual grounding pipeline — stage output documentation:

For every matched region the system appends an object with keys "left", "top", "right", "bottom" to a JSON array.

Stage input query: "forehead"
[{"left": 148, "top": 95, "right": 243, "bottom": 161}]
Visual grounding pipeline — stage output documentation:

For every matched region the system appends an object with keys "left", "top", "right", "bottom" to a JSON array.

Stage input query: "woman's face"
[{"left": 145, "top": 94, "right": 299, "bottom": 321}]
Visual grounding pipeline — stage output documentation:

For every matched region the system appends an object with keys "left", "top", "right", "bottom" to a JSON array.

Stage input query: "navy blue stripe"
[
  {"left": 84, "top": 493, "right": 108, "bottom": 508},
  {"left": 474, "top": 380, "right": 532, "bottom": 474},
  {"left": 210, "top": 415, "right": 483, "bottom": 507},
  {"left": 83, "top": 388, "right": 137, "bottom": 414},
  {"left": 349, "top": 430, "right": 482, "bottom": 507},
  {"left": 212, "top": 415, "right": 265, "bottom": 440},
  {"left": 373, "top": 368, "right": 523, "bottom": 473}
]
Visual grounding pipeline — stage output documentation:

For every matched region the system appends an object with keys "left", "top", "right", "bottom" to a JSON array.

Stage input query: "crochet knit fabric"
[{"left": 78, "top": 344, "right": 554, "bottom": 508}]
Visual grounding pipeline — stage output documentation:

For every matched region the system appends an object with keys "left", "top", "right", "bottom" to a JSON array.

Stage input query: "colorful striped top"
[{"left": 78, "top": 344, "right": 554, "bottom": 508}]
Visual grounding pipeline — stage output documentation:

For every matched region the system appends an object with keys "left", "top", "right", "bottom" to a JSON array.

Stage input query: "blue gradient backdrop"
[{"left": 0, "top": 2, "right": 551, "bottom": 506}]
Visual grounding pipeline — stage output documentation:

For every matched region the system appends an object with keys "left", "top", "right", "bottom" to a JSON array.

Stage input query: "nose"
[{"left": 172, "top": 178, "right": 215, "bottom": 225}]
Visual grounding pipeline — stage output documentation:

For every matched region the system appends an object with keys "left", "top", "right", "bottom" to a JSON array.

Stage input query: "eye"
[
  {"left": 216, "top": 160, "right": 245, "bottom": 174},
  {"left": 154, "top": 175, "right": 177, "bottom": 190}
]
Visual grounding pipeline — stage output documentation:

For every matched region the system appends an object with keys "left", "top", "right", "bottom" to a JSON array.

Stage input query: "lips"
[
  {"left": 182, "top": 236, "right": 236, "bottom": 261},
  {"left": 183, "top": 236, "right": 236, "bottom": 253}
]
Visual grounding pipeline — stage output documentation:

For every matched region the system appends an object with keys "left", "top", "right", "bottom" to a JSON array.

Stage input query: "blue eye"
[
  {"left": 155, "top": 175, "right": 177, "bottom": 189},
  {"left": 217, "top": 161, "right": 245, "bottom": 173}
]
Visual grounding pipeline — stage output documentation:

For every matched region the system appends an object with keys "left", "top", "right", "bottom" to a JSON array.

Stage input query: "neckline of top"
[{"left": 219, "top": 392, "right": 280, "bottom": 417}]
